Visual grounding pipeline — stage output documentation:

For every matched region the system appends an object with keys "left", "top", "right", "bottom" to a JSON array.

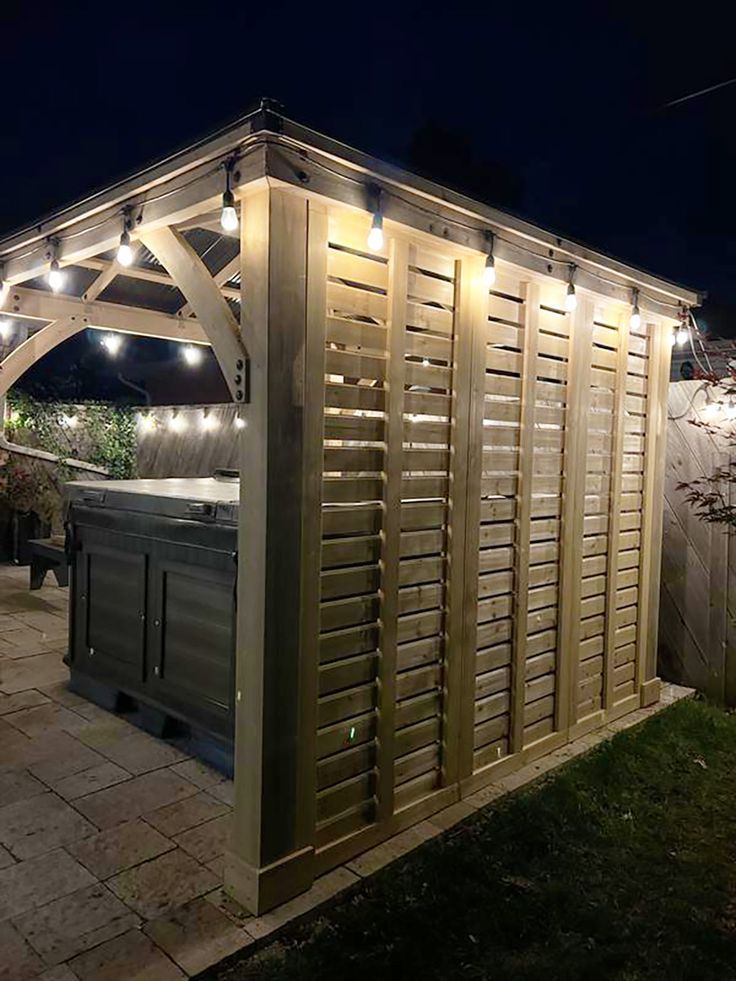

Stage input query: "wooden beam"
[
  {"left": 178, "top": 255, "right": 241, "bottom": 319},
  {"left": 0, "top": 318, "right": 80, "bottom": 398},
  {"left": 78, "top": 256, "right": 241, "bottom": 302},
  {"left": 4, "top": 286, "right": 206, "bottom": 344},
  {"left": 138, "top": 226, "right": 246, "bottom": 401}
]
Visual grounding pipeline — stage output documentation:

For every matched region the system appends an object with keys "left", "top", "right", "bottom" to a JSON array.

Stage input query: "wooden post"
[
  {"left": 225, "top": 187, "right": 322, "bottom": 914},
  {"left": 602, "top": 311, "right": 630, "bottom": 710},
  {"left": 375, "top": 236, "right": 409, "bottom": 821},
  {"left": 638, "top": 318, "right": 672, "bottom": 703},
  {"left": 510, "top": 281, "right": 539, "bottom": 751},
  {"left": 557, "top": 296, "right": 593, "bottom": 731}
]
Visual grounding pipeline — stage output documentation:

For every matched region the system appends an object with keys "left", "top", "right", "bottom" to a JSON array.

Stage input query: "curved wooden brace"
[
  {"left": 0, "top": 318, "right": 82, "bottom": 399},
  {"left": 139, "top": 227, "right": 247, "bottom": 402}
]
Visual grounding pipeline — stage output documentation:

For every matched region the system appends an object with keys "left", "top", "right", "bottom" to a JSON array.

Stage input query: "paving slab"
[
  {"left": 0, "top": 690, "right": 51, "bottom": 716},
  {"left": 0, "top": 769, "right": 47, "bottom": 807},
  {"left": 0, "top": 849, "right": 95, "bottom": 921},
  {"left": 346, "top": 821, "right": 441, "bottom": 878},
  {"left": 27, "top": 732, "right": 107, "bottom": 785},
  {"left": 68, "top": 819, "right": 176, "bottom": 880},
  {"left": 74, "top": 769, "right": 198, "bottom": 830},
  {"left": 76, "top": 722, "right": 190, "bottom": 775},
  {"left": 245, "top": 867, "right": 360, "bottom": 940},
  {"left": 12, "top": 882, "right": 139, "bottom": 966},
  {"left": 144, "top": 791, "right": 229, "bottom": 838},
  {"left": 4, "top": 703, "right": 88, "bottom": 739},
  {"left": 50, "top": 761, "right": 131, "bottom": 801},
  {"left": 107, "top": 849, "right": 219, "bottom": 920},
  {"left": 169, "top": 758, "right": 226, "bottom": 791},
  {"left": 67, "top": 928, "right": 186, "bottom": 981},
  {"left": 144, "top": 897, "right": 252, "bottom": 976},
  {"left": 0, "top": 791, "right": 95, "bottom": 861},
  {"left": 174, "top": 813, "right": 232, "bottom": 866},
  {"left": 0, "top": 919, "right": 45, "bottom": 980},
  {"left": 0, "top": 652, "right": 69, "bottom": 695}
]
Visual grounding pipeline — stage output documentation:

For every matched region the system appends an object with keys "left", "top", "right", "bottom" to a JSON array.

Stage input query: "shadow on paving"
[{"left": 201, "top": 699, "right": 736, "bottom": 981}]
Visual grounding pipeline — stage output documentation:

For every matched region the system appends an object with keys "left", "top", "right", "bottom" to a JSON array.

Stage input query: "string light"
[
  {"left": 234, "top": 416, "right": 246, "bottom": 430},
  {"left": 138, "top": 413, "right": 157, "bottom": 432},
  {"left": 367, "top": 186, "right": 384, "bottom": 251},
  {"left": 0, "top": 320, "right": 11, "bottom": 341},
  {"left": 220, "top": 161, "right": 239, "bottom": 233},
  {"left": 48, "top": 257, "right": 64, "bottom": 293},
  {"left": 100, "top": 333, "right": 123, "bottom": 357},
  {"left": 565, "top": 265, "right": 577, "bottom": 312},
  {"left": 169, "top": 412, "right": 187, "bottom": 433},
  {"left": 675, "top": 320, "right": 690, "bottom": 346},
  {"left": 61, "top": 414, "right": 78, "bottom": 429},
  {"left": 117, "top": 215, "right": 134, "bottom": 267},
  {"left": 483, "top": 231, "right": 496, "bottom": 287},
  {"left": 182, "top": 344, "right": 203, "bottom": 367},
  {"left": 201, "top": 411, "right": 219, "bottom": 431},
  {"left": 630, "top": 288, "right": 641, "bottom": 330}
]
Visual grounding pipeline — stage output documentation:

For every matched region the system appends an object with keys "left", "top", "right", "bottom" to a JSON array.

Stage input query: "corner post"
[{"left": 225, "top": 186, "right": 323, "bottom": 914}]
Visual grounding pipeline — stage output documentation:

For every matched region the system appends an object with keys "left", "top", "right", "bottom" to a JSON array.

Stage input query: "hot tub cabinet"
[{"left": 66, "top": 477, "right": 239, "bottom": 766}]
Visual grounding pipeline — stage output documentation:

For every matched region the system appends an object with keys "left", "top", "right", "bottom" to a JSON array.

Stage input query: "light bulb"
[
  {"left": 367, "top": 212, "right": 384, "bottom": 251},
  {"left": 675, "top": 326, "right": 689, "bottom": 347},
  {"left": 48, "top": 259, "right": 64, "bottom": 292},
  {"left": 138, "top": 413, "right": 156, "bottom": 432},
  {"left": 101, "top": 333, "right": 123, "bottom": 356},
  {"left": 62, "top": 414, "right": 78, "bottom": 429},
  {"left": 201, "top": 413, "right": 219, "bottom": 431},
  {"left": 117, "top": 227, "right": 134, "bottom": 267},
  {"left": 0, "top": 281, "right": 7, "bottom": 306},
  {"left": 169, "top": 414, "right": 187, "bottom": 433},
  {"left": 182, "top": 344, "right": 203, "bottom": 367},
  {"left": 630, "top": 309, "right": 641, "bottom": 330},
  {"left": 483, "top": 255, "right": 497, "bottom": 288},
  {"left": 221, "top": 189, "right": 239, "bottom": 233},
  {"left": 565, "top": 285, "right": 577, "bottom": 312},
  {"left": 0, "top": 320, "right": 11, "bottom": 341},
  {"left": 234, "top": 416, "right": 246, "bottom": 430},
  {"left": 727, "top": 402, "right": 736, "bottom": 421},
  {"left": 703, "top": 402, "right": 721, "bottom": 423}
]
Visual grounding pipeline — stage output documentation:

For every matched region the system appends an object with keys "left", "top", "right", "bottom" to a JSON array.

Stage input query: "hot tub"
[{"left": 65, "top": 472, "right": 239, "bottom": 769}]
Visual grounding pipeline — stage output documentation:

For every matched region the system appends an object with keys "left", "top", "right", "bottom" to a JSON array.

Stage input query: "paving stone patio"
[{"left": 0, "top": 562, "right": 694, "bottom": 979}]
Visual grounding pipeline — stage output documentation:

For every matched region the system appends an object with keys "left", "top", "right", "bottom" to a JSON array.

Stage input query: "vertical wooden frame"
[
  {"left": 510, "top": 281, "right": 539, "bottom": 751},
  {"left": 602, "top": 310, "right": 630, "bottom": 709},
  {"left": 453, "top": 255, "right": 486, "bottom": 783},
  {"left": 227, "top": 187, "right": 316, "bottom": 914},
  {"left": 296, "top": 202, "right": 328, "bottom": 847},
  {"left": 376, "top": 236, "right": 409, "bottom": 821},
  {"left": 637, "top": 318, "right": 672, "bottom": 702},
  {"left": 556, "top": 296, "right": 594, "bottom": 732}
]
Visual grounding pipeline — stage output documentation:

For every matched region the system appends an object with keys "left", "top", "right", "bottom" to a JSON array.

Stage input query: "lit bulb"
[
  {"left": 138, "top": 413, "right": 156, "bottom": 432},
  {"left": 367, "top": 212, "right": 384, "bottom": 251},
  {"left": 727, "top": 402, "right": 736, "bottom": 421},
  {"left": 630, "top": 309, "right": 641, "bottom": 330},
  {"left": 182, "top": 344, "right": 203, "bottom": 367},
  {"left": 221, "top": 189, "right": 239, "bottom": 233},
  {"left": 117, "top": 227, "right": 133, "bottom": 267},
  {"left": 483, "top": 255, "right": 496, "bottom": 288},
  {"left": 101, "top": 333, "right": 123, "bottom": 357},
  {"left": 0, "top": 320, "right": 11, "bottom": 341},
  {"left": 0, "top": 281, "right": 7, "bottom": 306},
  {"left": 169, "top": 414, "right": 187, "bottom": 433},
  {"left": 422, "top": 357, "right": 430, "bottom": 367},
  {"left": 565, "top": 285, "right": 577, "bottom": 312},
  {"left": 675, "top": 326, "right": 689, "bottom": 347},
  {"left": 201, "top": 413, "right": 219, "bottom": 431},
  {"left": 62, "top": 414, "right": 78, "bottom": 429},
  {"left": 234, "top": 417, "right": 246, "bottom": 430},
  {"left": 48, "top": 259, "right": 64, "bottom": 292}
]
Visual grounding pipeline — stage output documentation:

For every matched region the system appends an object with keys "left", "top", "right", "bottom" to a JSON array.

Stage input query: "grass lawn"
[{"left": 208, "top": 699, "right": 736, "bottom": 980}]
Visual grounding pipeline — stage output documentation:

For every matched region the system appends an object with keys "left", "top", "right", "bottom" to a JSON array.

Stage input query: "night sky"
[{"left": 3, "top": 1, "right": 736, "bottom": 400}]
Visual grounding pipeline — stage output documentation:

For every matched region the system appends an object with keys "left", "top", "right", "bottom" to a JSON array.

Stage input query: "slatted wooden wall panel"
[{"left": 308, "top": 207, "right": 671, "bottom": 867}]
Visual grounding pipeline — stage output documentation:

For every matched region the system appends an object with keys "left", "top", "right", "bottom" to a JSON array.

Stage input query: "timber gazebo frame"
[{"left": 0, "top": 103, "right": 701, "bottom": 914}]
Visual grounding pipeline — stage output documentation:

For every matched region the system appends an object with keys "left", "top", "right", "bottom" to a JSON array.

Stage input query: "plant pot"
[{"left": 11, "top": 511, "right": 51, "bottom": 566}]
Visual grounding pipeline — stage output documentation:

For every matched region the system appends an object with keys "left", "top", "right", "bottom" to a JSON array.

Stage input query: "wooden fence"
[
  {"left": 237, "top": 201, "right": 674, "bottom": 889},
  {"left": 660, "top": 380, "right": 734, "bottom": 702},
  {"left": 135, "top": 403, "right": 239, "bottom": 477}
]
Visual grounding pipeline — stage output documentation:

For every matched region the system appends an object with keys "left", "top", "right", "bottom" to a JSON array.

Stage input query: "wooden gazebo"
[{"left": 0, "top": 102, "right": 701, "bottom": 913}]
